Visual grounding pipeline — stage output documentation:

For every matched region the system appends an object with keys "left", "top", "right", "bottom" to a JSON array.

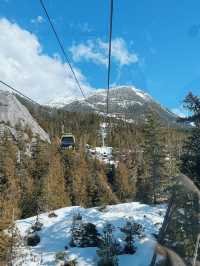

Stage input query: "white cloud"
[
  {"left": 0, "top": 18, "right": 93, "bottom": 103},
  {"left": 81, "top": 22, "right": 93, "bottom": 33},
  {"left": 171, "top": 107, "right": 187, "bottom": 117},
  {"left": 70, "top": 40, "right": 107, "bottom": 66},
  {"left": 69, "top": 37, "right": 138, "bottom": 67},
  {"left": 31, "top": 15, "right": 45, "bottom": 24},
  {"left": 69, "top": 22, "right": 93, "bottom": 33}
]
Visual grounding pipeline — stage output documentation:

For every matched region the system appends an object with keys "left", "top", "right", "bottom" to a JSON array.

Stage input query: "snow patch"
[{"left": 15, "top": 202, "right": 165, "bottom": 266}]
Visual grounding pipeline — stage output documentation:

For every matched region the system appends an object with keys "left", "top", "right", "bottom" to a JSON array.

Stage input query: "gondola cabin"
[{"left": 60, "top": 134, "right": 75, "bottom": 150}]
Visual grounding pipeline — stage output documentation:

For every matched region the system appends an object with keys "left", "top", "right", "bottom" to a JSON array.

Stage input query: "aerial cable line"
[
  {"left": 0, "top": 80, "right": 40, "bottom": 106},
  {"left": 106, "top": 0, "right": 114, "bottom": 115},
  {"left": 39, "top": 0, "right": 86, "bottom": 99}
]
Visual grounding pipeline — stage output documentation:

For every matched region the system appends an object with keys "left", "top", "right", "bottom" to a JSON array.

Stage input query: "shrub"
[
  {"left": 31, "top": 218, "right": 43, "bottom": 232},
  {"left": 48, "top": 212, "right": 58, "bottom": 218},
  {"left": 55, "top": 251, "right": 66, "bottom": 261},
  {"left": 26, "top": 233, "right": 40, "bottom": 246}
]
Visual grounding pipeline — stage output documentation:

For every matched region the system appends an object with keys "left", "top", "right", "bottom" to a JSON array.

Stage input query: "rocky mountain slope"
[
  {"left": 0, "top": 90, "right": 50, "bottom": 142},
  {"left": 48, "top": 86, "right": 178, "bottom": 126}
]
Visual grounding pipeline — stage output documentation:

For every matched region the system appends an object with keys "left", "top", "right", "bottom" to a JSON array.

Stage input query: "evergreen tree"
[
  {"left": 71, "top": 154, "right": 88, "bottom": 206},
  {"left": 70, "top": 212, "right": 83, "bottom": 247},
  {"left": 90, "top": 160, "right": 117, "bottom": 206},
  {"left": 141, "top": 113, "right": 167, "bottom": 204},
  {"left": 97, "top": 223, "right": 118, "bottom": 266},
  {"left": 179, "top": 92, "right": 200, "bottom": 188},
  {"left": 79, "top": 223, "right": 100, "bottom": 247},
  {"left": 164, "top": 182, "right": 200, "bottom": 264},
  {"left": 43, "top": 139, "right": 70, "bottom": 211},
  {"left": 120, "top": 218, "right": 143, "bottom": 254},
  {"left": 114, "top": 161, "right": 133, "bottom": 201}
]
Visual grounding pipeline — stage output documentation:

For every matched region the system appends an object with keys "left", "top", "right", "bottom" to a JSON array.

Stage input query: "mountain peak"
[
  {"left": 0, "top": 90, "right": 50, "bottom": 142},
  {"left": 55, "top": 85, "right": 179, "bottom": 126}
]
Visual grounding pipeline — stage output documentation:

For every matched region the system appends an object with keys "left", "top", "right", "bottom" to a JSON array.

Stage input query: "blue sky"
[{"left": 0, "top": 0, "right": 200, "bottom": 112}]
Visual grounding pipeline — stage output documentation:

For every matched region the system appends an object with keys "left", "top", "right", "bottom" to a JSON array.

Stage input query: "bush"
[
  {"left": 98, "top": 205, "right": 107, "bottom": 212},
  {"left": 31, "top": 221, "right": 43, "bottom": 232},
  {"left": 97, "top": 223, "right": 118, "bottom": 266},
  {"left": 63, "top": 259, "right": 77, "bottom": 266},
  {"left": 120, "top": 219, "right": 144, "bottom": 254},
  {"left": 55, "top": 251, "right": 66, "bottom": 261},
  {"left": 26, "top": 233, "right": 40, "bottom": 246},
  {"left": 55, "top": 251, "right": 77, "bottom": 266},
  {"left": 80, "top": 223, "right": 100, "bottom": 247},
  {"left": 48, "top": 212, "right": 58, "bottom": 218}
]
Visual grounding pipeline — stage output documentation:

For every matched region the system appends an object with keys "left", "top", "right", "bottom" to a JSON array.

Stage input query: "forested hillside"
[{"left": 0, "top": 92, "right": 199, "bottom": 265}]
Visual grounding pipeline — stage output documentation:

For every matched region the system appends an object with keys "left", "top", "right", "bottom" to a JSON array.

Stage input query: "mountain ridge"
[{"left": 48, "top": 85, "right": 179, "bottom": 126}]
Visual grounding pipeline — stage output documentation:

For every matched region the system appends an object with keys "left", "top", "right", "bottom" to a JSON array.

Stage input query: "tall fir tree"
[
  {"left": 140, "top": 113, "right": 167, "bottom": 204},
  {"left": 43, "top": 139, "right": 70, "bottom": 211},
  {"left": 114, "top": 162, "right": 133, "bottom": 201},
  {"left": 179, "top": 92, "right": 200, "bottom": 188}
]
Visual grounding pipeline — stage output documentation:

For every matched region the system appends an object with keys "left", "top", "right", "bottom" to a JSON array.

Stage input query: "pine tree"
[
  {"left": 164, "top": 128, "right": 181, "bottom": 177},
  {"left": 164, "top": 182, "right": 200, "bottom": 264},
  {"left": 74, "top": 222, "right": 100, "bottom": 248},
  {"left": 0, "top": 231, "right": 11, "bottom": 265},
  {"left": 114, "top": 161, "right": 133, "bottom": 201},
  {"left": 97, "top": 223, "right": 118, "bottom": 266},
  {"left": 70, "top": 212, "right": 84, "bottom": 247},
  {"left": 120, "top": 218, "right": 143, "bottom": 254},
  {"left": 95, "top": 169, "right": 118, "bottom": 206},
  {"left": 43, "top": 139, "right": 70, "bottom": 211},
  {"left": 71, "top": 154, "right": 88, "bottom": 206},
  {"left": 90, "top": 160, "right": 117, "bottom": 207},
  {"left": 141, "top": 113, "right": 167, "bottom": 204},
  {"left": 179, "top": 92, "right": 200, "bottom": 188},
  {"left": 29, "top": 137, "right": 51, "bottom": 214}
]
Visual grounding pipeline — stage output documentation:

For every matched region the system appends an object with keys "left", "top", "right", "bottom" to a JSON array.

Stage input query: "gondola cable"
[
  {"left": 106, "top": 0, "right": 114, "bottom": 116},
  {"left": 39, "top": 0, "right": 86, "bottom": 99},
  {"left": 0, "top": 80, "right": 40, "bottom": 106},
  {"left": 99, "top": 0, "right": 114, "bottom": 149}
]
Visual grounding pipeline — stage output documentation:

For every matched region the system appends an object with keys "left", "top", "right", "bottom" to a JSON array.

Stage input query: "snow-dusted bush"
[
  {"left": 55, "top": 251, "right": 66, "bottom": 261},
  {"left": 31, "top": 216, "right": 43, "bottom": 232},
  {"left": 26, "top": 232, "right": 40, "bottom": 246},
  {"left": 79, "top": 222, "right": 100, "bottom": 247},
  {"left": 120, "top": 218, "right": 144, "bottom": 254},
  {"left": 69, "top": 212, "right": 83, "bottom": 247},
  {"left": 55, "top": 251, "right": 77, "bottom": 266},
  {"left": 48, "top": 212, "right": 58, "bottom": 218},
  {"left": 70, "top": 212, "right": 100, "bottom": 247},
  {"left": 97, "top": 223, "right": 118, "bottom": 266}
]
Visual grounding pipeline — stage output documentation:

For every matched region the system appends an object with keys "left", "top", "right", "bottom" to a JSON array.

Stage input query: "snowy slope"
[
  {"left": 46, "top": 95, "right": 83, "bottom": 108},
  {"left": 0, "top": 90, "right": 50, "bottom": 142},
  {"left": 54, "top": 86, "right": 179, "bottom": 126},
  {"left": 15, "top": 202, "right": 165, "bottom": 266},
  {"left": 46, "top": 86, "right": 152, "bottom": 109}
]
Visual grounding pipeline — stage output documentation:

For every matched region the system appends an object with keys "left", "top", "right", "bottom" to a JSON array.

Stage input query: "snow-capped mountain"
[
  {"left": 55, "top": 86, "right": 178, "bottom": 125},
  {"left": 0, "top": 90, "right": 50, "bottom": 142},
  {"left": 46, "top": 95, "right": 83, "bottom": 108}
]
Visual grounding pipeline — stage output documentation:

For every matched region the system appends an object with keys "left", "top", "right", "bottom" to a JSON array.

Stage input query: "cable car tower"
[{"left": 99, "top": 122, "right": 108, "bottom": 147}]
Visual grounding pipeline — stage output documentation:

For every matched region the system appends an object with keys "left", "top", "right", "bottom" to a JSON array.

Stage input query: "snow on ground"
[
  {"left": 87, "top": 146, "right": 116, "bottom": 165},
  {"left": 15, "top": 202, "right": 165, "bottom": 266}
]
